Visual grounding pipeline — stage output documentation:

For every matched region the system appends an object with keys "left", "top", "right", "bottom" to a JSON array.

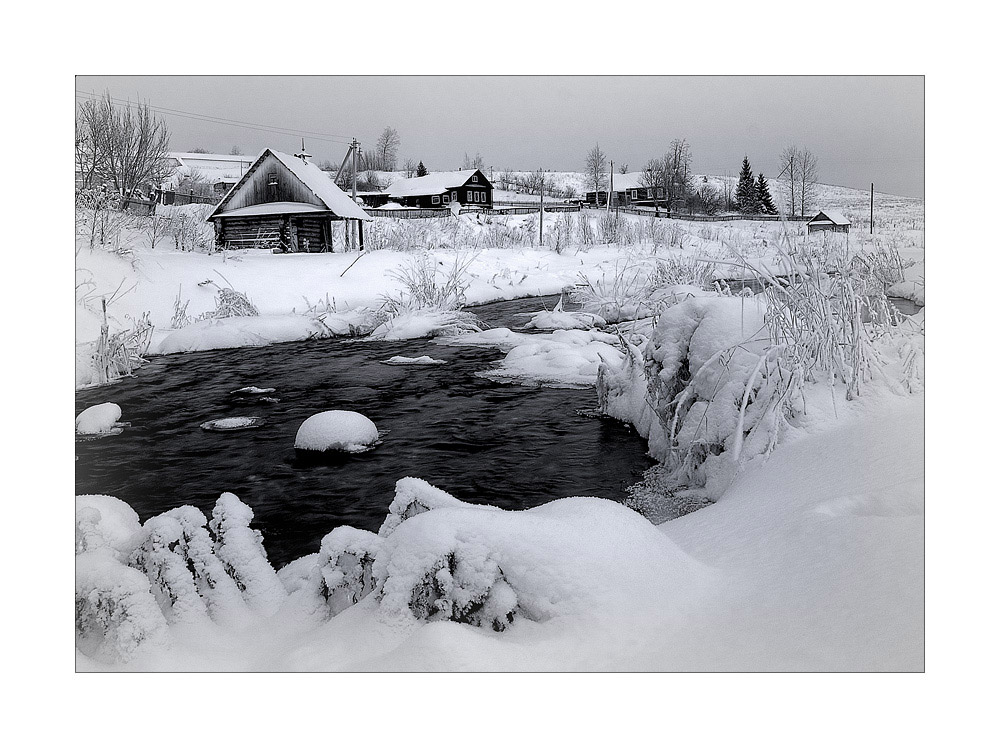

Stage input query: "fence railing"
[
  {"left": 366, "top": 204, "right": 584, "bottom": 219},
  {"left": 614, "top": 205, "right": 813, "bottom": 222}
]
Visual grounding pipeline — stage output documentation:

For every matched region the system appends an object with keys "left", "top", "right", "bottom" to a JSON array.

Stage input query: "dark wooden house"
[
  {"left": 207, "top": 149, "right": 371, "bottom": 252},
  {"left": 807, "top": 210, "right": 851, "bottom": 234},
  {"left": 584, "top": 172, "right": 660, "bottom": 207},
  {"left": 385, "top": 169, "right": 493, "bottom": 208}
]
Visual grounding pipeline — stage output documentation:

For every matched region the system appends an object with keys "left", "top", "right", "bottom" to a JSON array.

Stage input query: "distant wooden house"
[
  {"left": 207, "top": 149, "right": 371, "bottom": 252},
  {"left": 385, "top": 169, "right": 493, "bottom": 208},
  {"left": 807, "top": 210, "right": 851, "bottom": 234},
  {"left": 585, "top": 172, "right": 661, "bottom": 207}
]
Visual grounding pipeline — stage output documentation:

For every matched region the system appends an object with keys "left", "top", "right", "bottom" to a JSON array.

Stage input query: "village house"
[
  {"left": 585, "top": 172, "right": 662, "bottom": 207},
  {"left": 806, "top": 210, "right": 851, "bottom": 234},
  {"left": 207, "top": 149, "right": 371, "bottom": 252},
  {"left": 383, "top": 169, "right": 493, "bottom": 208},
  {"left": 164, "top": 152, "right": 254, "bottom": 194}
]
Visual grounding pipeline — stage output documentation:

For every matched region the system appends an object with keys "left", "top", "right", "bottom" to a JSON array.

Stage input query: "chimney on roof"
[{"left": 295, "top": 138, "right": 311, "bottom": 163}]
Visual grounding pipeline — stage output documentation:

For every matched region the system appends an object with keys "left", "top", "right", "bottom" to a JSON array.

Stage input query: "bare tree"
[
  {"left": 779, "top": 145, "right": 799, "bottom": 215},
  {"left": 640, "top": 157, "right": 667, "bottom": 213},
  {"left": 403, "top": 159, "right": 417, "bottom": 178},
  {"left": 462, "top": 152, "right": 485, "bottom": 170},
  {"left": 76, "top": 92, "right": 172, "bottom": 209},
  {"left": 618, "top": 163, "right": 629, "bottom": 174},
  {"left": 797, "top": 148, "right": 819, "bottom": 217},
  {"left": 375, "top": 127, "right": 401, "bottom": 171},
  {"left": 229, "top": 145, "right": 244, "bottom": 155},
  {"left": 585, "top": 143, "right": 608, "bottom": 204}
]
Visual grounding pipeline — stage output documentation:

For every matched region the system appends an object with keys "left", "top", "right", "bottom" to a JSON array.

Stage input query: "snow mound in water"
[
  {"left": 382, "top": 355, "right": 446, "bottom": 365},
  {"left": 478, "top": 329, "right": 626, "bottom": 388},
  {"left": 524, "top": 308, "right": 607, "bottom": 330},
  {"left": 231, "top": 386, "right": 275, "bottom": 395},
  {"left": 200, "top": 416, "right": 266, "bottom": 431},
  {"left": 76, "top": 403, "right": 122, "bottom": 434},
  {"left": 294, "top": 410, "right": 379, "bottom": 452}
]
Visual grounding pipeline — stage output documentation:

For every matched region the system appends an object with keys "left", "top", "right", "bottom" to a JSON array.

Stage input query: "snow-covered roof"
[
  {"left": 586, "top": 172, "right": 645, "bottom": 192},
  {"left": 386, "top": 170, "right": 483, "bottom": 198},
  {"left": 208, "top": 149, "right": 371, "bottom": 221},
  {"left": 214, "top": 202, "right": 329, "bottom": 218},
  {"left": 810, "top": 210, "right": 850, "bottom": 225},
  {"left": 170, "top": 152, "right": 256, "bottom": 166},
  {"left": 270, "top": 151, "right": 371, "bottom": 220}
]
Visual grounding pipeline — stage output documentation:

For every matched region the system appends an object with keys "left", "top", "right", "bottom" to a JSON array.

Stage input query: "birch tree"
[{"left": 585, "top": 143, "right": 608, "bottom": 204}]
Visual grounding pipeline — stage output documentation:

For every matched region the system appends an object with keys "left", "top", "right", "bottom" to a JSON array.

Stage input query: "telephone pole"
[
  {"left": 870, "top": 182, "right": 874, "bottom": 234},
  {"left": 351, "top": 138, "right": 359, "bottom": 252}
]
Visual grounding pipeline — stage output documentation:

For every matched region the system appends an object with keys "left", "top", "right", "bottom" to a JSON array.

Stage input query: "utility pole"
[
  {"left": 608, "top": 160, "right": 613, "bottom": 215},
  {"left": 351, "top": 138, "right": 359, "bottom": 252},
  {"left": 870, "top": 182, "right": 874, "bottom": 234},
  {"left": 539, "top": 168, "right": 544, "bottom": 247}
]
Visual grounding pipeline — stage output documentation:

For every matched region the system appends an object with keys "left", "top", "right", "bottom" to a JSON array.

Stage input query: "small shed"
[
  {"left": 385, "top": 169, "right": 493, "bottom": 209},
  {"left": 807, "top": 210, "right": 851, "bottom": 234},
  {"left": 207, "top": 149, "right": 371, "bottom": 252}
]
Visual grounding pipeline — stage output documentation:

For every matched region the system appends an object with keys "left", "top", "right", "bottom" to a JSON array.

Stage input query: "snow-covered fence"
[{"left": 616, "top": 206, "right": 812, "bottom": 222}]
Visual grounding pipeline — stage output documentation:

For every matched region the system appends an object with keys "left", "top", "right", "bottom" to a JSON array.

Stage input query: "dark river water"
[{"left": 75, "top": 295, "right": 655, "bottom": 567}]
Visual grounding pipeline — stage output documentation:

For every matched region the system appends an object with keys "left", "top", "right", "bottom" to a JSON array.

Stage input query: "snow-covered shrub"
[
  {"left": 598, "top": 238, "right": 924, "bottom": 516},
  {"left": 572, "top": 252, "right": 714, "bottom": 323},
  {"left": 160, "top": 505, "right": 250, "bottom": 623},
  {"left": 88, "top": 308, "right": 153, "bottom": 386},
  {"left": 378, "top": 477, "right": 475, "bottom": 536},
  {"left": 208, "top": 493, "right": 286, "bottom": 616},
  {"left": 128, "top": 514, "right": 213, "bottom": 623},
  {"left": 314, "top": 527, "right": 384, "bottom": 616},
  {"left": 76, "top": 495, "right": 142, "bottom": 558},
  {"left": 372, "top": 252, "right": 483, "bottom": 339},
  {"left": 76, "top": 552, "right": 169, "bottom": 663}
]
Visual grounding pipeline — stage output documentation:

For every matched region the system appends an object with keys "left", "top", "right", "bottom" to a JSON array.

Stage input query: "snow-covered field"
[{"left": 75, "top": 179, "right": 925, "bottom": 671}]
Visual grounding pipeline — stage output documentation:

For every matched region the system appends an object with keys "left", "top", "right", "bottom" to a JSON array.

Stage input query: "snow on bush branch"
[{"left": 598, "top": 239, "right": 924, "bottom": 519}]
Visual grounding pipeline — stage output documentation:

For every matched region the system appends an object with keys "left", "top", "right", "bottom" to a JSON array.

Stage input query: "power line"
[{"left": 74, "top": 90, "right": 357, "bottom": 146}]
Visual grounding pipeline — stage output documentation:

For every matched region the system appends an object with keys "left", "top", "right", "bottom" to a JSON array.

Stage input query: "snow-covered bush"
[
  {"left": 76, "top": 494, "right": 142, "bottom": 558},
  {"left": 598, "top": 238, "right": 925, "bottom": 517},
  {"left": 128, "top": 513, "right": 213, "bottom": 623},
  {"left": 315, "top": 527, "right": 384, "bottom": 616},
  {"left": 76, "top": 552, "right": 169, "bottom": 663},
  {"left": 371, "top": 252, "right": 483, "bottom": 339},
  {"left": 378, "top": 477, "right": 475, "bottom": 536},
  {"left": 208, "top": 493, "right": 286, "bottom": 616}
]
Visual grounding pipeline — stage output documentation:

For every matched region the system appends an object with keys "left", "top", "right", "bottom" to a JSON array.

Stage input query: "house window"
[
  {"left": 631, "top": 190, "right": 638, "bottom": 200},
  {"left": 443, "top": 194, "right": 450, "bottom": 204},
  {"left": 432, "top": 195, "right": 441, "bottom": 205},
  {"left": 452, "top": 191, "right": 458, "bottom": 202},
  {"left": 267, "top": 172, "right": 278, "bottom": 186},
  {"left": 471, "top": 175, "right": 478, "bottom": 183}
]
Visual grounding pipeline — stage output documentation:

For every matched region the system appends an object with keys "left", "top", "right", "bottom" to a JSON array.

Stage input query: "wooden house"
[
  {"left": 207, "top": 149, "right": 371, "bottom": 252},
  {"left": 385, "top": 169, "right": 493, "bottom": 208},
  {"left": 807, "top": 210, "right": 851, "bottom": 234},
  {"left": 585, "top": 172, "right": 661, "bottom": 207}
]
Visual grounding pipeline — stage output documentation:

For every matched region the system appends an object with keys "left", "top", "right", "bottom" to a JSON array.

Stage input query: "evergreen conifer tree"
[
  {"left": 416, "top": 161, "right": 428, "bottom": 177},
  {"left": 735, "top": 156, "right": 758, "bottom": 214},
  {"left": 756, "top": 172, "right": 777, "bottom": 214}
]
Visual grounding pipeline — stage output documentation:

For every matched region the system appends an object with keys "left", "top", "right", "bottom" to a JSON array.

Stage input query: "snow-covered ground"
[
  {"left": 75, "top": 180, "right": 925, "bottom": 671},
  {"left": 76, "top": 392, "right": 922, "bottom": 671}
]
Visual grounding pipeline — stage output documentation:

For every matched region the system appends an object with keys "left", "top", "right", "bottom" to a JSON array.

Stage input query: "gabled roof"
[
  {"left": 586, "top": 172, "right": 645, "bottom": 192},
  {"left": 809, "top": 210, "right": 850, "bottom": 225},
  {"left": 208, "top": 149, "right": 371, "bottom": 221},
  {"left": 386, "top": 169, "right": 485, "bottom": 198}
]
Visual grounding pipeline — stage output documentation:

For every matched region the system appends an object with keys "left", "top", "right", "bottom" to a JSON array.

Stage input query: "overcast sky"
[{"left": 76, "top": 76, "right": 924, "bottom": 198}]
